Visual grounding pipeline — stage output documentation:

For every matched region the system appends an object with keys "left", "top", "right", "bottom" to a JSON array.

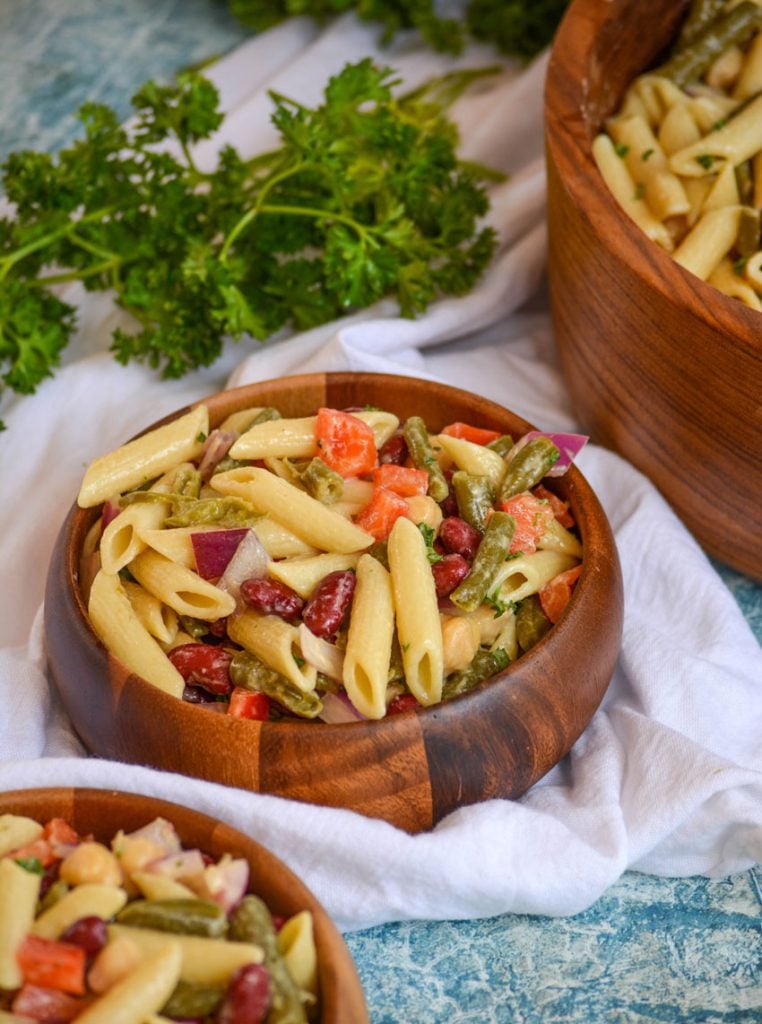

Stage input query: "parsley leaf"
[
  {"left": 418, "top": 522, "right": 444, "bottom": 564},
  {"left": 0, "top": 61, "right": 501, "bottom": 424}
]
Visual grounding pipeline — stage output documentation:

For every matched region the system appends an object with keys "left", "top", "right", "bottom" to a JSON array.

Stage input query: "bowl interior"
[{"left": 0, "top": 787, "right": 368, "bottom": 1024}]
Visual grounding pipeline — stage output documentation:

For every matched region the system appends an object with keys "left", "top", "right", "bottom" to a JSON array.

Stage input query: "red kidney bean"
[
  {"left": 61, "top": 916, "right": 108, "bottom": 958},
  {"left": 431, "top": 553, "right": 471, "bottom": 597},
  {"left": 168, "top": 644, "right": 233, "bottom": 695},
  {"left": 379, "top": 432, "right": 408, "bottom": 465},
  {"left": 240, "top": 578, "right": 304, "bottom": 622},
  {"left": 182, "top": 684, "right": 219, "bottom": 705},
  {"left": 439, "top": 516, "right": 482, "bottom": 561},
  {"left": 387, "top": 693, "right": 420, "bottom": 715},
  {"left": 302, "top": 570, "right": 356, "bottom": 640},
  {"left": 217, "top": 963, "right": 271, "bottom": 1024}
]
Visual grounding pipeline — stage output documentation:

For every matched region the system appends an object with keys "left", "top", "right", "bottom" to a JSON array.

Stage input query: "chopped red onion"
[
  {"left": 317, "top": 690, "right": 366, "bottom": 724},
  {"left": 192, "top": 528, "right": 249, "bottom": 580},
  {"left": 217, "top": 528, "right": 270, "bottom": 603},
  {"left": 198, "top": 429, "right": 239, "bottom": 483},
  {"left": 298, "top": 623, "right": 345, "bottom": 680},
  {"left": 101, "top": 497, "right": 121, "bottom": 529},
  {"left": 146, "top": 847, "right": 206, "bottom": 881},
  {"left": 196, "top": 857, "right": 249, "bottom": 913},
  {"left": 123, "top": 816, "right": 181, "bottom": 855},
  {"left": 507, "top": 431, "right": 589, "bottom": 476}
]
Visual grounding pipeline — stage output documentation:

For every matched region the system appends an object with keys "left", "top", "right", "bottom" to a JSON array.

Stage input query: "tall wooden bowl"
[
  {"left": 0, "top": 787, "right": 368, "bottom": 1023},
  {"left": 45, "top": 372, "right": 623, "bottom": 833},
  {"left": 545, "top": 0, "right": 762, "bottom": 581}
]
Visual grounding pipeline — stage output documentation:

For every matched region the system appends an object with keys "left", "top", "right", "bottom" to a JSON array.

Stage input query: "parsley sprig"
[
  {"left": 229, "top": 0, "right": 570, "bottom": 60},
  {"left": 0, "top": 60, "right": 500, "bottom": 412}
]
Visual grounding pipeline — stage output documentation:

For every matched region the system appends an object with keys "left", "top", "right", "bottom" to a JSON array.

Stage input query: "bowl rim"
[
  {"left": 0, "top": 785, "right": 369, "bottom": 1023},
  {"left": 545, "top": 0, "right": 762, "bottom": 352},
  {"left": 58, "top": 371, "right": 616, "bottom": 732}
]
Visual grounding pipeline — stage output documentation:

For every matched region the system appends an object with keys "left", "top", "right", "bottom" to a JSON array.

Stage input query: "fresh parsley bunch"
[
  {"left": 228, "top": 0, "right": 570, "bottom": 59},
  {"left": 0, "top": 60, "right": 500, "bottom": 412}
]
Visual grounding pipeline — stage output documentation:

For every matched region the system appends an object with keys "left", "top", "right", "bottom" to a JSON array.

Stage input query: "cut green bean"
[
  {"left": 498, "top": 437, "right": 560, "bottom": 502},
  {"left": 737, "top": 206, "right": 760, "bottom": 257},
  {"left": 402, "top": 416, "right": 449, "bottom": 502},
  {"left": 116, "top": 898, "right": 228, "bottom": 938},
  {"left": 247, "top": 406, "right": 281, "bottom": 428},
  {"left": 658, "top": 2, "right": 762, "bottom": 87},
  {"left": 486, "top": 434, "right": 514, "bottom": 458},
  {"left": 515, "top": 595, "right": 552, "bottom": 653},
  {"left": 229, "top": 650, "right": 323, "bottom": 718},
  {"left": 442, "top": 647, "right": 510, "bottom": 701},
  {"left": 230, "top": 895, "right": 308, "bottom": 1024},
  {"left": 162, "top": 981, "right": 225, "bottom": 1019},
  {"left": 449, "top": 511, "right": 515, "bottom": 613},
  {"left": 171, "top": 465, "right": 201, "bottom": 499},
  {"left": 452, "top": 470, "right": 495, "bottom": 532},
  {"left": 677, "top": 0, "right": 726, "bottom": 47},
  {"left": 735, "top": 160, "right": 754, "bottom": 206},
  {"left": 300, "top": 457, "right": 344, "bottom": 504}
]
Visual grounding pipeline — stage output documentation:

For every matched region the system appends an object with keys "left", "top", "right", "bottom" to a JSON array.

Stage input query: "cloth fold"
[{"left": 1, "top": 14, "right": 760, "bottom": 933}]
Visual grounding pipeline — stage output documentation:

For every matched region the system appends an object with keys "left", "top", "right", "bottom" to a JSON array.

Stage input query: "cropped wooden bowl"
[
  {"left": 45, "top": 372, "right": 623, "bottom": 833},
  {"left": 545, "top": 0, "right": 762, "bottom": 581},
  {"left": 0, "top": 786, "right": 367, "bottom": 1023}
]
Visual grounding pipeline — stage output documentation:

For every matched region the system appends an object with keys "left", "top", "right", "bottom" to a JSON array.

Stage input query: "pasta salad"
[
  {"left": 0, "top": 812, "right": 316, "bottom": 1023},
  {"left": 76, "top": 401, "right": 587, "bottom": 723},
  {"left": 593, "top": 0, "right": 762, "bottom": 309}
]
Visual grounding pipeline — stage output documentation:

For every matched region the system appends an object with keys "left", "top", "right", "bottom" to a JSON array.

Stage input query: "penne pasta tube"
[
  {"left": 122, "top": 580, "right": 178, "bottom": 645},
  {"left": 435, "top": 433, "right": 507, "bottom": 489},
  {"left": 353, "top": 408, "right": 399, "bottom": 448},
  {"left": 130, "top": 872, "right": 197, "bottom": 901},
  {"left": 269, "top": 552, "right": 359, "bottom": 599},
  {"left": 74, "top": 939, "right": 182, "bottom": 1024},
  {"left": 709, "top": 257, "right": 762, "bottom": 309},
  {"left": 492, "top": 550, "right": 580, "bottom": 605},
  {"left": 537, "top": 517, "right": 584, "bottom": 559},
  {"left": 277, "top": 911, "right": 318, "bottom": 999},
  {"left": 657, "top": 102, "right": 702, "bottom": 156},
  {"left": 387, "top": 516, "right": 443, "bottom": 706},
  {"left": 343, "top": 554, "right": 395, "bottom": 719},
  {"left": 592, "top": 134, "right": 675, "bottom": 250},
  {"left": 227, "top": 609, "right": 318, "bottom": 693},
  {"left": 732, "top": 28, "right": 762, "bottom": 99},
  {"left": 0, "top": 859, "right": 41, "bottom": 988},
  {"left": 0, "top": 814, "right": 43, "bottom": 857},
  {"left": 210, "top": 467, "right": 374, "bottom": 553},
  {"left": 672, "top": 205, "right": 742, "bottom": 278},
  {"left": 669, "top": 94, "right": 762, "bottom": 176},
  {"left": 701, "top": 161, "right": 740, "bottom": 211},
  {"left": 607, "top": 114, "right": 690, "bottom": 219},
  {"left": 87, "top": 570, "right": 185, "bottom": 697},
  {"left": 129, "top": 549, "right": 236, "bottom": 621},
  {"left": 107, "top": 924, "right": 263, "bottom": 986},
  {"left": 229, "top": 416, "right": 318, "bottom": 460},
  {"left": 743, "top": 248, "right": 762, "bottom": 286},
  {"left": 78, "top": 405, "right": 209, "bottom": 508},
  {"left": 32, "top": 884, "right": 128, "bottom": 940}
]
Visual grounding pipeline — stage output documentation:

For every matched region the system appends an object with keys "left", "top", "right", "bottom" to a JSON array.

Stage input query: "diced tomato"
[
  {"left": 440, "top": 422, "right": 502, "bottom": 445},
  {"left": 315, "top": 408, "right": 377, "bottom": 477},
  {"left": 43, "top": 818, "right": 80, "bottom": 852},
  {"left": 533, "top": 484, "right": 575, "bottom": 529},
  {"left": 16, "top": 935, "right": 86, "bottom": 995},
  {"left": 538, "top": 565, "right": 583, "bottom": 624},
  {"left": 386, "top": 693, "right": 420, "bottom": 715},
  {"left": 9, "top": 838, "right": 56, "bottom": 869},
  {"left": 499, "top": 494, "right": 555, "bottom": 554},
  {"left": 12, "top": 983, "right": 88, "bottom": 1023},
  {"left": 354, "top": 487, "right": 409, "bottom": 541},
  {"left": 227, "top": 687, "right": 270, "bottom": 720},
  {"left": 372, "top": 465, "right": 429, "bottom": 497}
]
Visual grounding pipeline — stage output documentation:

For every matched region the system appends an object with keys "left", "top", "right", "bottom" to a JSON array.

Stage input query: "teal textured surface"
[{"left": 2, "top": 1, "right": 760, "bottom": 1020}]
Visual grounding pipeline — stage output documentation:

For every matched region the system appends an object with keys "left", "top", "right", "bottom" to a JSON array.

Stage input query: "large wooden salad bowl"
[
  {"left": 45, "top": 373, "right": 623, "bottom": 833},
  {"left": 0, "top": 786, "right": 368, "bottom": 1023},
  {"left": 545, "top": 0, "right": 762, "bottom": 581}
]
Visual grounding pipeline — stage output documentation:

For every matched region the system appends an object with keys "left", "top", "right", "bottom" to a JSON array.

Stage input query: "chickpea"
[
  {"left": 88, "top": 936, "right": 142, "bottom": 993},
  {"left": 441, "top": 614, "right": 481, "bottom": 675},
  {"left": 404, "top": 495, "right": 443, "bottom": 532},
  {"left": 111, "top": 833, "right": 167, "bottom": 880},
  {"left": 59, "top": 841, "right": 122, "bottom": 888}
]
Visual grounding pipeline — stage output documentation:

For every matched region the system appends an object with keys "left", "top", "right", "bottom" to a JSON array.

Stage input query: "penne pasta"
[
  {"left": 343, "top": 554, "right": 395, "bottom": 719},
  {"left": 122, "top": 580, "right": 179, "bottom": 645},
  {"left": 672, "top": 205, "right": 742, "bottom": 278},
  {"left": 0, "top": 815, "right": 43, "bottom": 857},
  {"left": 227, "top": 609, "right": 318, "bottom": 693},
  {"left": 31, "top": 884, "right": 128, "bottom": 940},
  {"left": 129, "top": 549, "right": 236, "bottom": 621},
  {"left": 88, "top": 570, "right": 185, "bottom": 697},
  {"left": 435, "top": 433, "right": 507, "bottom": 489},
  {"left": 387, "top": 516, "right": 443, "bottom": 706},
  {"left": 229, "top": 416, "right": 318, "bottom": 460},
  {"left": 0, "top": 859, "right": 41, "bottom": 988},
  {"left": 269, "top": 552, "right": 360, "bottom": 599},
  {"left": 492, "top": 550, "right": 580, "bottom": 605},
  {"left": 74, "top": 939, "right": 182, "bottom": 1024},
  {"left": 277, "top": 910, "right": 318, "bottom": 999},
  {"left": 607, "top": 114, "right": 690, "bottom": 219},
  {"left": 78, "top": 405, "right": 209, "bottom": 508}
]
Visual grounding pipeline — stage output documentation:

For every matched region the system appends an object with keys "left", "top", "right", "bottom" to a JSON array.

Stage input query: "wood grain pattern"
[
  {"left": 545, "top": 0, "right": 762, "bottom": 580},
  {"left": 0, "top": 787, "right": 368, "bottom": 1023},
  {"left": 45, "top": 373, "right": 623, "bottom": 833}
]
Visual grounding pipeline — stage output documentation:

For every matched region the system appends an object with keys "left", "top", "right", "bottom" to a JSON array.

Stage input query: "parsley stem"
[
  {"left": 219, "top": 161, "right": 312, "bottom": 260},
  {"left": 34, "top": 258, "right": 121, "bottom": 286},
  {"left": 258, "top": 204, "right": 376, "bottom": 242},
  {"left": 0, "top": 206, "right": 114, "bottom": 283}
]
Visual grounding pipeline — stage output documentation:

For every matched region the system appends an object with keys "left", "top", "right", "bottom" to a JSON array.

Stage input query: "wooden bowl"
[
  {"left": 45, "top": 372, "right": 623, "bottom": 833},
  {"left": 545, "top": 0, "right": 762, "bottom": 581},
  {"left": 0, "top": 786, "right": 368, "bottom": 1022}
]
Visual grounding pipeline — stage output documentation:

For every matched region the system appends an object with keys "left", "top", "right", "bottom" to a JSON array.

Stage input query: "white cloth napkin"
[{"left": 1, "top": 15, "right": 760, "bottom": 934}]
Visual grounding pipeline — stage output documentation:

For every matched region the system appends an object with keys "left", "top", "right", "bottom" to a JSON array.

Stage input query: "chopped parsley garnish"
[
  {"left": 641, "top": 148, "right": 654, "bottom": 161},
  {"left": 695, "top": 154, "right": 715, "bottom": 170},
  {"left": 614, "top": 142, "right": 630, "bottom": 158},
  {"left": 14, "top": 856, "right": 44, "bottom": 875},
  {"left": 633, "top": 183, "right": 645, "bottom": 201},
  {"left": 418, "top": 522, "right": 443, "bottom": 564}
]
